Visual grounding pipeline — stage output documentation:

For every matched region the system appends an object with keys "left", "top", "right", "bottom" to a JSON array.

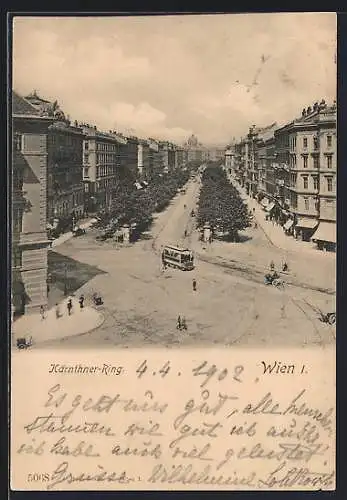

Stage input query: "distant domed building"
[
  {"left": 184, "top": 134, "right": 209, "bottom": 163},
  {"left": 187, "top": 134, "right": 199, "bottom": 148}
]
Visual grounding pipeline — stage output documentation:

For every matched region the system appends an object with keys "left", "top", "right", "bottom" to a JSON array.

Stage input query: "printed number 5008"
[{"left": 28, "top": 473, "right": 50, "bottom": 482}]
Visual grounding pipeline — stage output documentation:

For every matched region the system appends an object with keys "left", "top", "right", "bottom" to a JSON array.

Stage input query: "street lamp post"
[{"left": 63, "top": 263, "right": 68, "bottom": 296}]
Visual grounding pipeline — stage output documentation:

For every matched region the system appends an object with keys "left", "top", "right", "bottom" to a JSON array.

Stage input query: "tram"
[{"left": 162, "top": 245, "right": 194, "bottom": 271}]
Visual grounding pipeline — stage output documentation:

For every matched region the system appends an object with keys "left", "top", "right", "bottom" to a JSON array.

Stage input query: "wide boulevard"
[{"left": 42, "top": 176, "right": 335, "bottom": 349}]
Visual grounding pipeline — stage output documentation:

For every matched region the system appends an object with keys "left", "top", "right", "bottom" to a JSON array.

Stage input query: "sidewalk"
[
  {"left": 50, "top": 218, "right": 97, "bottom": 248},
  {"left": 232, "top": 178, "right": 335, "bottom": 260},
  {"left": 12, "top": 296, "right": 104, "bottom": 346}
]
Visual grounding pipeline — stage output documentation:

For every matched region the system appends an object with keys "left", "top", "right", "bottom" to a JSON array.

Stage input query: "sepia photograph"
[
  {"left": 9, "top": 12, "right": 337, "bottom": 491},
  {"left": 11, "top": 13, "right": 336, "bottom": 350}
]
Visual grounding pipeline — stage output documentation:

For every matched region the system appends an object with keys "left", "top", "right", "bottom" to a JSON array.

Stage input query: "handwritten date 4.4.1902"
[{"left": 136, "top": 360, "right": 244, "bottom": 388}]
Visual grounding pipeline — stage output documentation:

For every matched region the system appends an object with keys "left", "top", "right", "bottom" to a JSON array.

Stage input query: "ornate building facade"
[
  {"left": 184, "top": 134, "right": 209, "bottom": 163},
  {"left": 12, "top": 91, "right": 53, "bottom": 316},
  {"left": 232, "top": 100, "right": 337, "bottom": 251},
  {"left": 25, "top": 91, "right": 85, "bottom": 225},
  {"left": 275, "top": 101, "right": 336, "bottom": 245},
  {"left": 82, "top": 125, "right": 127, "bottom": 213}
]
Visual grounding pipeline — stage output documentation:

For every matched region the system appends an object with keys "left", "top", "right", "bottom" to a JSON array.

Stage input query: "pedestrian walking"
[
  {"left": 55, "top": 303, "right": 61, "bottom": 319},
  {"left": 181, "top": 317, "right": 187, "bottom": 330},
  {"left": 184, "top": 229, "right": 187, "bottom": 237},
  {"left": 79, "top": 294, "right": 85, "bottom": 310},
  {"left": 40, "top": 305, "right": 45, "bottom": 320},
  {"left": 192, "top": 279, "right": 197, "bottom": 292},
  {"left": 270, "top": 260, "right": 275, "bottom": 271},
  {"left": 67, "top": 298, "right": 73, "bottom": 316},
  {"left": 176, "top": 315, "right": 182, "bottom": 330}
]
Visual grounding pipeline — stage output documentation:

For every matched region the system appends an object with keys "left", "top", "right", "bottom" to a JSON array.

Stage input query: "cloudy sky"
[{"left": 12, "top": 14, "right": 336, "bottom": 145}]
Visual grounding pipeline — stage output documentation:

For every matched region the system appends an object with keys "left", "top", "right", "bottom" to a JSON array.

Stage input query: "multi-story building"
[
  {"left": 253, "top": 123, "right": 278, "bottom": 200},
  {"left": 48, "top": 120, "right": 85, "bottom": 222},
  {"left": 244, "top": 126, "right": 258, "bottom": 196},
  {"left": 275, "top": 100, "right": 336, "bottom": 245},
  {"left": 234, "top": 124, "right": 277, "bottom": 198},
  {"left": 224, "top": 144, "right": 236, "bottom": 177},
  {"left": 175, "top": 146, "right": 187, "bottom": 169},
  {"left": 82, "top": 125, "right": 127, "bottom": 213},
  {"left": 119, "top": 136, "right": 138, "bottom": 179},
  {"left": 313, "top": 105, "right": 337, "bottom": 250},
  {"left": 232, "top": 100, "right": 336, "bottom": 250},
  {"left": 137, "top": 139, "right": 150, "bottom": 179},
  {"left": 184, "top": 134, "right": 206, "bottom": 164},
  {"left": 159, "top": 141, "right": 176, "bottom": 173},
  {"left": 25, "top": 92, "right": 85, "bottom": 225},
  {"left": 147, "top": 138, "right": 161, "bottom": 178},
  {"left": 234, "top": 139, "right": 248, "bottom": 186},
  {"left": 12, "top": 91, "right": 53, "bottom": 316}
]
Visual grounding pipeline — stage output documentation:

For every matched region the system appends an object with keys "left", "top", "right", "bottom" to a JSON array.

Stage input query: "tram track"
[{"left": 197, "top": 252, "right": 335, "bottom": 296}]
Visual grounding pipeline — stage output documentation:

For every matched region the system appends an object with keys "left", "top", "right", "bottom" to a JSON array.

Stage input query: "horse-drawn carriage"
[
  {"left": 303, "top": 300, "right": 336, "bottom": 325},
  {"left": 16, "top": 336, "right": 33, "bottom": 350},
  {"left": 264, "top": 271, "right": 285, "bottom": 289},
  {"left": 72, "top": 226, "right": 86, "bottom": 237}
]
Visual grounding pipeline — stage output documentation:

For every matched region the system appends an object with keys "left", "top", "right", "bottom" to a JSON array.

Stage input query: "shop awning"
[
  {"left": 284, "top": 219, "right": 294, "bottom": 230},
  {"left": 311, "top": 222, "right": 336, "bottom": 243},
  {"left": 295, "top": 217, "right": 318, "bottom": 229},
  {"left": 261, "top": 198, "right": 269, "bottom": 207},
  {"left": 265, "top": 202, "right": 275, "bottom": 212}
]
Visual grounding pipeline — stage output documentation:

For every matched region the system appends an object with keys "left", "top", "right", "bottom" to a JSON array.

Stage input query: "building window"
[
  {"left": 303, "top": 137, "right": 308, "bottom": 149},
  {"left": 84, "top": 183, "right": 89, "bottom": 193},
  {"left": 313, "top": 176, "right": 319, "bottom": 190},
  {"left": 327, "top": 135, "right": 332, "bottom": 148},
  {"left": 327, "top": 155, "right": 333, "bottom": 169},
  {"left": 14, "top": 133, "right": 22, "bottom": 151},
  {"left": 304, "top": 197, "right": 309, "bottom": 210},
  {"left": 313, "top": 156, "right": 319, "bottom": 169},
  {"left": 327, "top": 177, "right": 333, "bottom": 192},
  {"left": 303, "top": 176, "right": 308, "bottom": 189},
  {"left": 313, "top": 136, "right": 319, "bottom": 150},
  {"left": 303, "top": 155, "right": 308, "bottom": 168},
  {"left": 83, "top": 167, "right": 89, "bottom": 177}
]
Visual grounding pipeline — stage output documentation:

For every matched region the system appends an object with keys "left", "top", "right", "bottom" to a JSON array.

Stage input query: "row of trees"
[
  {"left": 197, "top": 163, "right": 250, "bottom": 241},
  {"left": 97, "top": 165, "right": 191, "bottom": 235}
]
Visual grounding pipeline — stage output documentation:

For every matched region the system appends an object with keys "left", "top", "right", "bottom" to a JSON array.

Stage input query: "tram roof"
[{"left": 164, "top": 245, "right": 192, "bottom": 252}]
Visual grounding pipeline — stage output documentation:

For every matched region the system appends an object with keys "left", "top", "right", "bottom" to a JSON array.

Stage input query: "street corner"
[{"left": 12, "top": 300, "right": 105, "bottom": 347}]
